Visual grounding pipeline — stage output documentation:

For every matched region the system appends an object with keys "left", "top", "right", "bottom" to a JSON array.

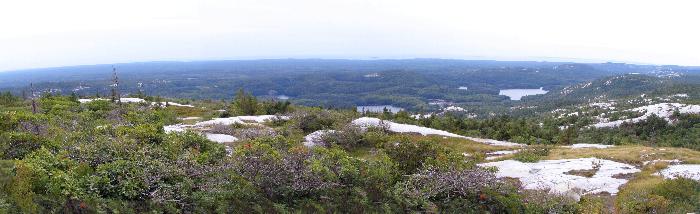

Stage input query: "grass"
[
  {"left": 416, "top": 135, "right": 513, "bottom": 153},
  {"left": 614, "top": 162, "right": 669, "bottom": 213},
  {"left": 414, "top": 135, "right": 519, "bottom": 162},
  {"left": 345, "top": 135, "right": 516, "bottom": 162},
  {"left": 565, "top": 168, "right": 598, "bottom": 178},
  {"left": 512, "top": 145, "right": 551, "bottom": 163},
  {"left": 348, "top": 147, "right": 382, "bottom": 161},
  {"left": 168, "top": 105, "right": 209, "bottom": 117},
  {"left": 545, "top": 145, "right": 700, "bottom": 165}
]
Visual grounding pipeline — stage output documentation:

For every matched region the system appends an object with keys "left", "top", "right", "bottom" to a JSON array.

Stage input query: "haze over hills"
[
  {"left": 1, "top": 59, "right": 698, "bottom": 112},
  {"left": 2, "top": 59, "right": 698, "bottom": 86}
]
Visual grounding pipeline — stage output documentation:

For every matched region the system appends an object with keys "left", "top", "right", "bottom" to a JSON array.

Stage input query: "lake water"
[
  {"left": 499, "top": 87, "right": 548, "bottom": 100},
  {"left": 357, "top": 105, "right": 404, "bottom": 113}
]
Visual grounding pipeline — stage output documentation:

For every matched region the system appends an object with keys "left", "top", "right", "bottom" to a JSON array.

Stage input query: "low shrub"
[{"left": 513, "top": 145, "right": 551, "bottom": 163}]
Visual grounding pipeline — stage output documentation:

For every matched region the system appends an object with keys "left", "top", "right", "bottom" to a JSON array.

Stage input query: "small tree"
[
  {"left": 261, "top": 100, "right": 290, "bottom": 115},
  {"left": 232, "top": 89, "right": 258, "bottom": 115},
  {"left": 69, "top": 92, "right": 79, "bottom": 102}
]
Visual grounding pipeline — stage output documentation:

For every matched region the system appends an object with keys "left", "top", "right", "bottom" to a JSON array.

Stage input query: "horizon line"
[{"left": 1, "top": 57, "right": 696, "bottom": 73}]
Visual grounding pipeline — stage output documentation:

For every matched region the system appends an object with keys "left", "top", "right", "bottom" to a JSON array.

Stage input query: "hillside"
[{"left": 1, "top": 92, "right": 699, "bottom": 213}]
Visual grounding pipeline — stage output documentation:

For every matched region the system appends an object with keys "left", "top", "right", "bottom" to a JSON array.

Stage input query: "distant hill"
[
  {"left": 0, "top": 59, "right": 649, "bottom": 88},
  {"left": 2, "top": 59, "right": 697, "bottom": 110},
  {"left": 524, "top": 74, "right": 700, "bottom": 107}
]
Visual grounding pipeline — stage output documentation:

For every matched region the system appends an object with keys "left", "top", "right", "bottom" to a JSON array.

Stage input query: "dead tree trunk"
[
  {"left": 111, "top": 66, "right": 121, "bottom": 106},
  {"left": 30, "top": 83, "right": 37, "bottom": 114}
]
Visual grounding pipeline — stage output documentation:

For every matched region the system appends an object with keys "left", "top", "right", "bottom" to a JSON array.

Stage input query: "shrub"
[
  {"left": 0, "top": 132, "right": 46, "bottom": 159},
  {"left": 320, "top": 125, "right": 365, "bottom": 149},
  {"left": 395, "top": 166, "right": 523, "bottom": 213},
  {"left": 290, "top": 110, "right": 336, "bottom": 133},
  {"left": 91, "top": 160, "right": 149, "bottom": 200},
  {"left": 520, "top": 190, "right": 579, "bottom": 214},
  {"left": 383, "top": 138, "right": 469, "bottom": 174},
  {"left": 260, "top": 100, "right": 291, "bottom": 115},
  {"left": 231, "top": 89, "right": 258, "bottom": 116},
  {"left": 116, "top": 124, "right": 164, "bottom": 144},
  {"left": 651, "top": 178, "right": 700, "bottom": 212},
  {"left": 513, "top": 145, "right": 551, "bottom": 163},
  {"left": 577, "top": 195, "right": 609, "bottom": 214},
  {"left": 232, "top": 137, "right": 338, "bottom": 199}
]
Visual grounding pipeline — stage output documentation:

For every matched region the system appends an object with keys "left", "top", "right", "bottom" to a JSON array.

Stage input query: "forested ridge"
[{"left": 3, "top": 59, "right": 697, "bottom": 111}]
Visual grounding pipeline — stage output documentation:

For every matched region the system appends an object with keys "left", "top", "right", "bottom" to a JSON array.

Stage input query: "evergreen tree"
[
  {"left": 69, "top": 92, "right": 79, "bottom": 102},
  {"left": 232, "top": 89, "right": 258, "bottom": 115}
]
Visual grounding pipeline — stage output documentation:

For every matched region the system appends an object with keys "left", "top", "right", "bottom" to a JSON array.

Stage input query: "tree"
[
  {"left": 232, "top": 89, "right": 258, "bottom": 115},
  {"left": 110, "top": 66, "right": 121, "bottom": 105},
  {"left": 261, "top": 100, "right": 291, "bottom": 115},
  {"left": 30, "top": 83, "right": 38, "bottom": 114},
  {"left": 69, "top": 92, "right": 79, "bottom": 103}
]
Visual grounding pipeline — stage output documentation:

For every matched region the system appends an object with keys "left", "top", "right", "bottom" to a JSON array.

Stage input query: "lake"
[
  {"left": 357, "top": 105, "right": 404, "bottom": 113},
  {"left": 499, "top": 87, "right": 548, "bottom": 100}
]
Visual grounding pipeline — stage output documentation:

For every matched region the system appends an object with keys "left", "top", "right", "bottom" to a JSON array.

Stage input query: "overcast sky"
[{"left": 1, "top": 0, "right": 699, "bottom": 71}]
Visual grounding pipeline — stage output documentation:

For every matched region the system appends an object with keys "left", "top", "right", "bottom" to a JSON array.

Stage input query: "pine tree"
[
  {"left": 233, "top": 89, "right": 258, "bottom": 115},
  {"left": 70, "top": 92, "right": 79, "bottom": 102}
]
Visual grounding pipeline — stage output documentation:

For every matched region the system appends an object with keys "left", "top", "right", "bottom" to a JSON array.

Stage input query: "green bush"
[
  {"left": 651, "top": 178, "right": 700, "bottom": 212},
  {"left": 0, "top": 132, "right": 46, "bottom": 159},
  {"left": 91, "top": 160, "right": 148, "bottom": 200},
  {"left": 513, "top": 145, "right": 551, "bottom": 162}
]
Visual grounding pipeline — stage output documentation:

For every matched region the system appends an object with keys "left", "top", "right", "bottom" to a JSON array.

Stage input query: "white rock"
[
  {"left": 479, "top": 158, "right": 640, "bottom": 195},
  {"left": 154, "top": 102, "right": 195, "bottom": 107},
  {"left": 444, "top": 106, "right": 466, "bottom": 112},
  {"left": 79, "top": 97, "right": 195, "bottom": 107},
  {"left": 303, "top": 130, "right": 336, "bottom": 147},
  {"left": 164, "top": 115, "right": 289, "bottom": 140},
  {"left": 656, "top": 164, "right": 700, "bottom": 180},
  {"left": 204, "top": 133, "right": 239, "bottom": 143},
  {"left": 196, "top": 115, "right": 288, "bottom": 126},
  {"left": 593, "top": 103, "right": 700, "bottom": 128},
  {"left": 487, "top": 150, "right": 519, "bottom": 155},
  {"left": 463, "top": 137, "right": 524, "bottom": 147},
  {"left": 485, "top": 150, "right": 520, "bottom": 160},
  {"left": 642, "top": 159, "right": 681, "bottom": 165},
  {"left": 410, "top": 114, "right": 432, "bottom": 119},
  {"left": 163, "top": 124, "right": 193, "bottom": 133},
  {"left": 120, "top": 97, "right": 146, "bottom": 103},
  {"left": 351, "top": 117, "right": 524, "bottom": 147}
]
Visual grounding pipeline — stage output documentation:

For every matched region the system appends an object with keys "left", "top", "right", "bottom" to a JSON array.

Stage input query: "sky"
[{"left": 1, "top": 0, "right": 699, "bottom": 71}]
